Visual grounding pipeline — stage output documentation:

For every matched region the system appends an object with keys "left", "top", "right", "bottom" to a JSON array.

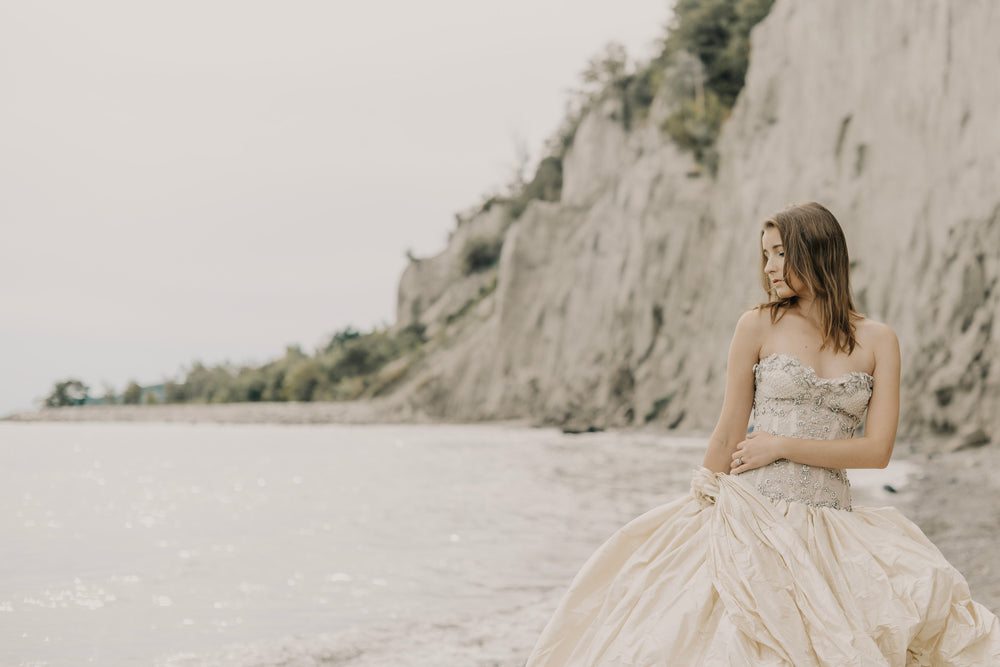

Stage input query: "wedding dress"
[{"left": 526, "top": 353, "right": 1000, "bottom": 665}]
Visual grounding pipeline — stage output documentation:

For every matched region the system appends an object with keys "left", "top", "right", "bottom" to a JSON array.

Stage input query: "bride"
[{"left": 525, "top": 202, "right": 1000, "bottom": 665}]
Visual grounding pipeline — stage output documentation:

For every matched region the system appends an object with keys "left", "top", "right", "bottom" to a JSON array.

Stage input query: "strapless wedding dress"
[{"left": 526, "top": 353, "right": 1000, "bottom": 665}]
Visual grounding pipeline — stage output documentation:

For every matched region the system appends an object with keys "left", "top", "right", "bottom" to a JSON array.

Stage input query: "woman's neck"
[{"left": 792, "top": 294, "right": 820, "bottom": 325}]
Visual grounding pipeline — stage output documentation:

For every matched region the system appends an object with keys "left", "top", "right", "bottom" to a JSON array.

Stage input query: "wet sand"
[{"left": 896, "top": 444, "right": 1000, "bottom": 610}]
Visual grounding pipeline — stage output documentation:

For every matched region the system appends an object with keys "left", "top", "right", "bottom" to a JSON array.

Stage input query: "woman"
[{"left": 526, "top": 202, "right": 1000, "bottom": 665}]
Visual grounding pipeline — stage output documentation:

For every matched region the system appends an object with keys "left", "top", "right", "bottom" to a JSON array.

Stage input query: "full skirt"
[{"left": 525, "top": 468, "right": 1000, "bottom": 666}]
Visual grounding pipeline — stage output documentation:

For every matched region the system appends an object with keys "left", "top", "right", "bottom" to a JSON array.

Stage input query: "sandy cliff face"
[{"left": 392, "top": 0, "right": 1000, "bottom": 443}]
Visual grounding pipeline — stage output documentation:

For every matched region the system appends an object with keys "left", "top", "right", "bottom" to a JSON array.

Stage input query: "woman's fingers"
[
  {"left": 731, "top": 441, "right": 751, "bottom": 472},
  {"left": 731, "top": 447, "right": 745, "bottom": 470}
]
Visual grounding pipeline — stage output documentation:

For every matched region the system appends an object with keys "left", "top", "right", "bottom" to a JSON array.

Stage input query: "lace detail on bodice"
[{"left": 740, "top": 353, "right": 874, "bottom": 511}]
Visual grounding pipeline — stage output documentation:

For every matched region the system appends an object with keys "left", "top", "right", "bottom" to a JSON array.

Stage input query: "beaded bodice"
[{"left": 739, "top": 353, "right": 874, "bottom": 511}]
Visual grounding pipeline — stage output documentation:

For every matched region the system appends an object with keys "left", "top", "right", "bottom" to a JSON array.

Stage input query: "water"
[
  {"left": 0, "top": 422, "right": 912, "bottom": 666},
  {"left": 0, "top": 422, "right": 704, "bottom": 665}
]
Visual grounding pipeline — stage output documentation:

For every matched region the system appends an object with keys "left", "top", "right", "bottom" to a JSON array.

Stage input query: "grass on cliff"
[{"left": 444, "top": 275, "right": 499, "bottom": 327}]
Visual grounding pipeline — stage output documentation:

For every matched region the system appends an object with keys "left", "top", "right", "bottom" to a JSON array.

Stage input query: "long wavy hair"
[{"left": 757, "top": 202, "right": 861, "bottom": 354}]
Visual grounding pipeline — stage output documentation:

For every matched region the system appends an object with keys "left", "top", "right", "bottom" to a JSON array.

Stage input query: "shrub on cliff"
[
  {"left": 619, "top": 65, "right": 659, "bottom": 130},
  {"left": 509, "top": 157, "right": 563, "bottom": 218},
  {"left": 462, "top": 237, "right": 504, "bottom": 274},
  {"left": 663, "top": 0, "right": 776, "bottom": 108},
  {"left": 326, "top": 325, "right": 362, "bottom": 348},
  {"left": 326, "top": 324, "right": 425, "bottom": 377},
  {"left": 659, "top": 0, "right": 776, "bottom": 165},
  {"left": 660, "top": 53, "right": 729, "bottom": 167},
  {"left": 477, "top": 152, "right": 564, "bottom": 223},
  {"left": 548, "top": 41, "right": 634, "bottom": 156},
  {"left": 472, "top": 42, "right": 630, "bottom": 224}
]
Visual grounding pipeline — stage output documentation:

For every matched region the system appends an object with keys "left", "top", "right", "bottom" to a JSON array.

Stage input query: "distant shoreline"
[
  {"left": 0, "top": 401, "right": 448, "bottom": 426},
  {"left": 0, "top": 402, "right": 543, "bottom": 430}
]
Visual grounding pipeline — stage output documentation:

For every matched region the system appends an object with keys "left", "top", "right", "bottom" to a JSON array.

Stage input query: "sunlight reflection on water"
[
  {"left": 0, "top": 423, "right": 708, "bottom": 665},
  {"left": 0, "top": 422, "right": 912, "bottom": 665}
]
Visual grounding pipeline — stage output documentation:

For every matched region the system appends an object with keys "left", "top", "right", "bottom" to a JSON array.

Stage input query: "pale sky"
[{"left": 0, "top": 1, "right": 669, "bottom": 416}]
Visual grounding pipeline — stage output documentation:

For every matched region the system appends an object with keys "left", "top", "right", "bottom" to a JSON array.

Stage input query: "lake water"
[{"left": 0, "top": 422, "right": 912, "bottom": 666}]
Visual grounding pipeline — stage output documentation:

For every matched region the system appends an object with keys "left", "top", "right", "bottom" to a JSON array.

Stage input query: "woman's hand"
[{"left": 730, "top": 430, "right": 784, "bottom": 474}]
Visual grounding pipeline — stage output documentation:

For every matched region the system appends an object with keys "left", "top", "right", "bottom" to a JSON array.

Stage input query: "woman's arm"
[
  {"left": 702, "top": 310, "right": 762, "bottom": 473},
  {"left": 730, "top": 324, "right": 901, "bottom": 471}
]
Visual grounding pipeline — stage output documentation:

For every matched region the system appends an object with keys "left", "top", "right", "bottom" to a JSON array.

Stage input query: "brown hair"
[{"left": 757, "top": 202, "right": 861, "bottom": 354}]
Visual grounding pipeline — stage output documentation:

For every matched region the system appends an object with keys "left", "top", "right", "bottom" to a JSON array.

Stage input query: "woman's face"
[{"left": 762, "top": 226, "right": 805, "bottom": 298}]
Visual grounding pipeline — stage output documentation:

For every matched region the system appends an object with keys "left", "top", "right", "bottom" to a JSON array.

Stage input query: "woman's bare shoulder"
[
  {"left": 729, "top": 307, "right": 774, "bottom": 363},
  {"left": 854, "top": 316, "right": 899, "bottom": 357},
  {"left": 739, "top": 305, "right": 773, "bottom": 325},
  {"left": 735, "top": 306, "right": 773, "bottom": 337}
]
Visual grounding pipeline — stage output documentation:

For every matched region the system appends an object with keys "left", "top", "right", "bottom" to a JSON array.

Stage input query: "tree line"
[{"left": 43, "top": 324, "right": 426, "bottom": 408}]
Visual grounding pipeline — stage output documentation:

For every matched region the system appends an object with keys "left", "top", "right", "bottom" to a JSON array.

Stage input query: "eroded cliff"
[{"left": 391, "top": 0, "right": 1000, "bottom": 445}]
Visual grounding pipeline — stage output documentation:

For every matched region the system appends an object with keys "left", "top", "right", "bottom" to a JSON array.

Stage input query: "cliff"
[{"left": 389, "top": 0, "right": 1000, "bottom": 444}]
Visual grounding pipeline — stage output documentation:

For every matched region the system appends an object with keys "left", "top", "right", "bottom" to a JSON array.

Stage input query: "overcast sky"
[{"left": 0, "top": 1, "right": 669, "bottom": 416}]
